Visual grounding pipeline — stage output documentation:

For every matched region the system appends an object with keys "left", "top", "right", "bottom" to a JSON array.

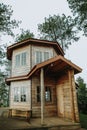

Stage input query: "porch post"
[
  {"left": 68, "top": 70, "right": 75, "bottom": 122},
  {"left": 40, "top": 68, "right": 45, "bottom": 125}
]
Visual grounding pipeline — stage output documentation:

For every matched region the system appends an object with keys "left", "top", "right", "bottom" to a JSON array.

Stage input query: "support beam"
[
  {"left": 68, "top": 70, "right": 75, "bottom": 122},
  {"left": 40, "top": 68, "right": 45, "bottom": 125}
]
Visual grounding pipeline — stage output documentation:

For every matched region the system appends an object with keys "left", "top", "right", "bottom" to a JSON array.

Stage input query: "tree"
[
  {"left": 67, "top": 0, "right": 87, "bottom": 36},
  {"left": 0, "top": 3, "right": 19, "bottom": 106},
  {"left": 38, "top": 14, "right": 79, "bottom": 51},
  {"left": 76, "top": 76, "right": 87, "bottom": 114},
  {"left": 0, "top": 45, "right": 9, "bottom": 107},
  {"left": 15, "top": 29, "right": 34, "bottom": 42},
  {"left": 0, "top": 3, "right": 19, "bottom": 36}
]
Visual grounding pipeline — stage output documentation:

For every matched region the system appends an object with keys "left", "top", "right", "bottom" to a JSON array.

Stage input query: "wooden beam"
[
  {"left": 40, "top": 68, "right": 45, "bottom": 125},
  {"left": 68, "top": 70, "right": 75, "bottom": 122}
]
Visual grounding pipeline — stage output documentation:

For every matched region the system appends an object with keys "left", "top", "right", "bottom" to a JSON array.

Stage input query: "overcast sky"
[{"left": 1, "top": 0, "right": 87, "bottom": 84}]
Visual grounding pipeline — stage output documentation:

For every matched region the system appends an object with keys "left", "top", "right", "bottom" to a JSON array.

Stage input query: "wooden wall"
[
  {"left": 31, "top": 76, "right": 57, "bottom": 117},
  {"left": 56, "top": 70, "right": 79, "bottom": 122},
  {"left": 12, "top": 45, "right": 31, "bottom": 77}
]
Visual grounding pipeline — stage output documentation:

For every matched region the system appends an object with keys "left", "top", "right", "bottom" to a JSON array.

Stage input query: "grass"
[{"left": 79, "top": 113, "right": 87, "bottom": 129}]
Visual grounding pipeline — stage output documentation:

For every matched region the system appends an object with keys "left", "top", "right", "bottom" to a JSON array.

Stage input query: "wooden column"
[
  {"left": 40, "top": 68, "right": 45, "bottom": 125},
  {"left": 68, "top": 70, "right": 75, "bottom": 122}
]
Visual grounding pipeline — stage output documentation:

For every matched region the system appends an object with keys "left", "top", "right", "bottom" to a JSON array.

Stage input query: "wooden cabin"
[{"left": 6, "top": 38, "right": 82, "bottom": 124}]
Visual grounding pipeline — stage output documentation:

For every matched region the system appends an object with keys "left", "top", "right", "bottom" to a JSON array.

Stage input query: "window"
[
  {"left": 21, "top": 87, "right": 27, "bottom": 102},
  {"left": 35, "top": 51, "right": 42, "bottom": 64},
  {"left": 37, "top": 86, "right": 41, "bottom": 102},
  {"left": 21, "top": 52, "right": 26, "bottom": 66},
  {"left": 36, "top": 86, "right": 51, "bottom": 102},
  {"left": 45, "top": 87, "right": 51, "bottom": 102},
  {"left": 35, "top": 51, "right": 50, "bottom": 64},
  {"left": 15, "top": 54, "right": 20, "bottom": 66},
  {"left": 44, "top": 52, "right": 49, "bottom": 61},
  {"left": 14, "top": 87, "right": 27, "bottom": 102},
  {"left": 14, "top": 87, "right": 20, "bottom": 102},
  {"left": 15, "top": 52, "right": 26, "bottom": 67}
]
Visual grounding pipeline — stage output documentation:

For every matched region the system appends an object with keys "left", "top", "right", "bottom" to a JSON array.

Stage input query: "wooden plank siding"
[
  {"left": 31, "top": 76, "right": 57, "bottom": 117},
  {"left": 56, "top": 70, "right": 79, "bottom": 122},
  {"left": 11, "top": 45, "right": 31, "bottom": 77}
]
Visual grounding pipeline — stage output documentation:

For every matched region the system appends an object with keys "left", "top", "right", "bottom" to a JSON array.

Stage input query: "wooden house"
[{"left": 6, "top": 38, "right": 82, "bottom": 124}]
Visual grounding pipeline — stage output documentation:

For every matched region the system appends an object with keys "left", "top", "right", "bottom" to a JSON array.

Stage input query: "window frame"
[
  {"left": 14, "top": 87, "right": 28, "bottom": 103},
  {"left": 15, "top": 52, "right": 27, "bottom": 67},
  {"left": 36, "top": 86, "right": 52, "bottom": 103},
  {"left": 35, "top": 51, "right": 51, "bottom": 64}
]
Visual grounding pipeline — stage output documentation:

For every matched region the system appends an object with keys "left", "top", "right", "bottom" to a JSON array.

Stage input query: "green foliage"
[
  {"left": 79, "top": 113, "right": 87, "bottom": 129},
  {"left": 38, "top": 14, "right": 79, "bottom": 51},
  {"left": 0, "top": 3, "right": 19, "bottom": 36},
  {"left": 15, "top": 29, "right": 34, "bottom": 42},
  {"left": 0, "top": 45, "right": 10, "bottom": 107},
  {"left": 67, "top": 0, "right": 87, "bottom": 36},
  {"left": 0, "top": 46, "right": 5, "bottom": 65},
  {"left": 76, "top": 76, "right": 87, "bottom": 114},
  {"left": 0, "top": 71, "right": 9, "bottom": 107}
]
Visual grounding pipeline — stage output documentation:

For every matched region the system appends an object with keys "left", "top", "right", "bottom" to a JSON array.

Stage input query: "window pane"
[
  {"left": 21, "top": 52, "right": 26, "bottom": 66},
  {"left": 36, "top": 51, "right": 42, "bottom": 64},
  {"left": 45, "top": 87, "right": 51, "bottom": 102},
  {"left": 14, "top": 87, "right": 20, "bottom": 102},
  {"left": 21, "top": 87, "right": 26, "bottom": 102},
  {"left": 37, "top": 86, "right": 41, "bottom": 102},
  {"left": 15, "top": 54, "right": 20, "bottom": 66},
  {"left": 44, "top": 52, "right": 49, "bottom": 61}
]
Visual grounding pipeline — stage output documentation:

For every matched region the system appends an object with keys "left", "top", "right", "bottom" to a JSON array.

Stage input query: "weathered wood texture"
[
  {"left": 31, "top": 76, "right": 57, "bottom": 117},
  {"left": 11, "top": 45, "right": 31, "bottom": 77},
  {"left": 56, "top": 70, "right": 79, "bottom": 122},
  {"left": 68, "top": 70, "right": 79, "bottom": 122}
]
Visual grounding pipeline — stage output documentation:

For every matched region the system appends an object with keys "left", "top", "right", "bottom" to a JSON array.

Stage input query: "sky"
[{"left": 1, "top": 0, "right": 87, "bottom": 84}]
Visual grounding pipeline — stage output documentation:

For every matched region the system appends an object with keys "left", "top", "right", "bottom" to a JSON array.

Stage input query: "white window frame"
[
  {"left": 35, "top": 51, "right": 52, "bottom": 64},
  {"left": 14, "top": 87, "right": 28, "bottom": 102},
  {"left": 15, "top": 52, "right": 27, "bottom": 67}
]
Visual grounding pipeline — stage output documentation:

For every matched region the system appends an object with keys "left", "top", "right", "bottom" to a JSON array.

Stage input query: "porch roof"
[{"left": 6, "top": 55, "right": 82, "bottom": 85}]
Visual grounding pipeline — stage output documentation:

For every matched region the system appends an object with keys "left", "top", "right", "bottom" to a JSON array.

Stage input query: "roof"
[
  {"left": 7, "top": 38, "right": 64, "bottom": 60},
  {"left": 6, "top": 55, "right": 82, "bottom": 85}
]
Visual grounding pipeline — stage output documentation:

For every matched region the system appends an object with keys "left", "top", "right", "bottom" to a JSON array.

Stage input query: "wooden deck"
[
  {"left": 0, "top": 116, "right": 81, "bottom": 130},
  {"left": 29, "top": 117, "right": 81, "bottom": 129}
]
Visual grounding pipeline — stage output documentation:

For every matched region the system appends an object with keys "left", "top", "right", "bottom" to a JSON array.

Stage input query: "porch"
[{"left": 0, "top": 116, "right": 81, "bottom": 130}]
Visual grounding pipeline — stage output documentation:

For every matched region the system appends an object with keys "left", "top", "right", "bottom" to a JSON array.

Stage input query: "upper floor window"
[
  {"left": 36, "top": 51, "right": 42, "bottom": 64},
  {"left": 15, "top": 52, "right": 26, "bottom": 67},
  {"left": 44, "top": 52, "right": 49, "bottom": 61},
  {"left": 14, "top": 87, "right": 27, "bottom": 102},
  {"left": 35, "top": 51, "right": 50, "bottom": 64}
]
